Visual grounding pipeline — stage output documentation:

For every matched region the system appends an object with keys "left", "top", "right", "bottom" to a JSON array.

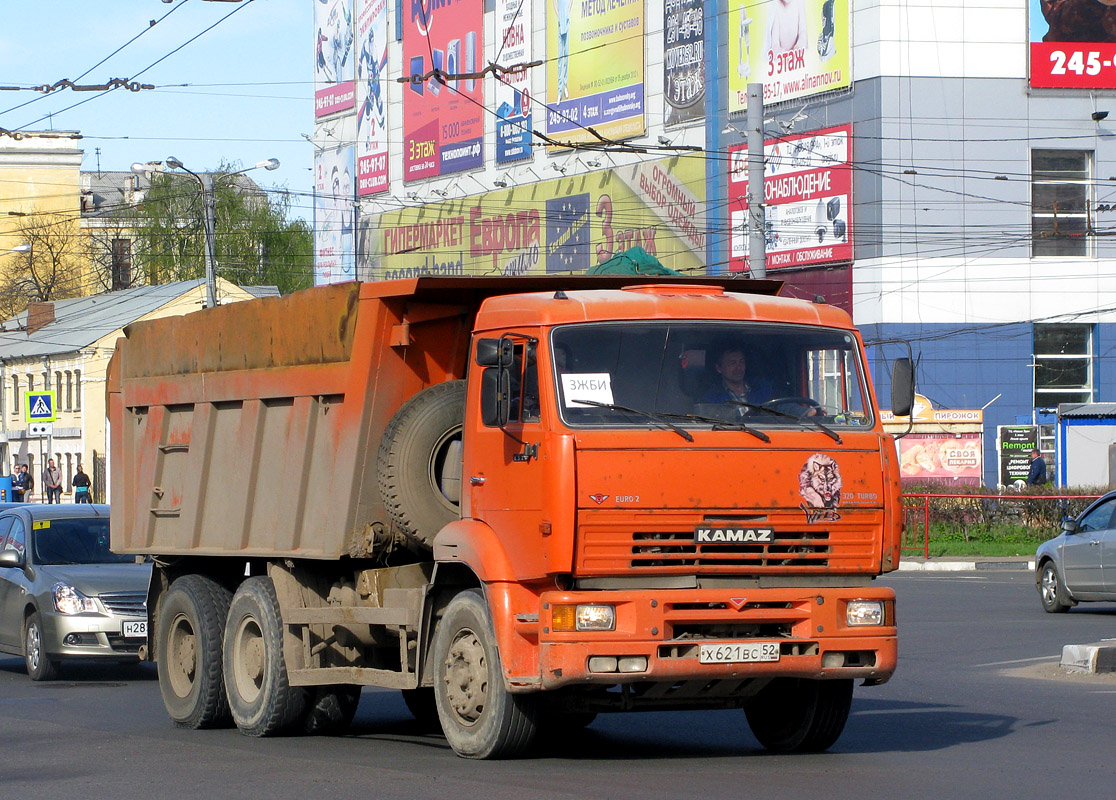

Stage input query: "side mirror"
[
  {"left": 1061, "top": 517, "right": 1079, "bottom": 535},
  {"left": 891, "top": 357, "right": 915, "bottom": 417},
  {"left": 480, "top": 367, "right": 511, "bottom": 427},
  {"left": 475, "top": 338, "right": 515, "bottom": 367},
  {"left": 0, "top": 549, "right": 24, "bottom": 568}
]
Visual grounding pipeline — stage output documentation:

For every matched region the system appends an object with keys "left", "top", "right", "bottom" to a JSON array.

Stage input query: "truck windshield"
[{"left": 551, "top": 322, "right": 873, "bottom": 430}]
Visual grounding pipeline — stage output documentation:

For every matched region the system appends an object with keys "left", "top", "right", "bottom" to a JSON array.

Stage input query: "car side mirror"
[
  {"left": 0, "top": 549, "right": 24, "bottom": 568},
  {"left": 1061, "top": 517, "right": 1078, "bottom": 535}
]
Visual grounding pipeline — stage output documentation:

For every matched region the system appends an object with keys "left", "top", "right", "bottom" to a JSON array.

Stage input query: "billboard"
[
  {"left": 998, "top": 426, "right": 1039, "bottom": 487},
  {"left": 728, "top": 0, "right": 849, "bottom": 110},
  {"left": 495, "top": 0, "right": 534, "bottom": 163},
  {"left": 367, "top": 155, "right": 706, "bottom": 278},
  {"left": 355, "top": 0, "right": 389, "bottom": 195},
  {"left": 664, "top": 0, "right": 705, "bottom": 128},
  {"left": 728, "top": 124, "right": 852, "bottom": 274},
  {"left": 403, "top": 0, "right": 485, "bottom": 182},
  {"left": 546, "top": 0, "right": 645, "bottom": 145},
  {"left": 1029, "top": 0, "right": 1116, "bottom": 89},
  {"left": 314, "top": 144, "right": 356, "bottom": 285},
  {"left": 315, "top": 0, "right": 356, "bottom": 118},
  {"left": 898, "top": 433, "right": 983, "bottom": 486}
]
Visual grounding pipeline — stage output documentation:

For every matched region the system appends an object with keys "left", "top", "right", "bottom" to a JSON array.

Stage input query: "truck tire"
[
  {"left": 157, "top": 575, "right": 233, "bottom": 729},
  {"left": 745, "top": 678, "right": 853, "bottom": 753},
  {"left": 433, "top": 590, "right": 538, "bottom": 759},
  {"left": 378, "top": 380, "right": 466, "bottom": 550},
  {"left": 402, "top": 687, "right": 440, "bottom": 731},
  {"left": 302, "top": 686, "right": 361, "bottom": 735},
  {"left": 223, "top": 577, "right": 306, "bottom": 737}
]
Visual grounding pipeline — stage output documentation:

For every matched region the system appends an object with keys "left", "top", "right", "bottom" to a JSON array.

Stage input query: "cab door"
[
  {"left": 464, "top": 334, "right": 554, "bottom": 579},
  {"left": 1062, "top": 497, "right": 1116, "bottom": 595}
]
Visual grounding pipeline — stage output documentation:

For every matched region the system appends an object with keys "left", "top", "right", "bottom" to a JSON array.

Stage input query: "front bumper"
[
  {"left": 42, "top": 611, "right": 146, "bottom": 661},
  {"left": 532, "top": 586, "right": 896, "bottom": 691}
]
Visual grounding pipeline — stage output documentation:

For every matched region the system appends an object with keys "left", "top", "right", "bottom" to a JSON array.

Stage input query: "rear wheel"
[
  {"left": 745, "top": 678, "right": 853, "bottom": 753},
  {"left": 301, "top": 686, "right": 361, "bottom": 735},
  {"left": 433, "top": 590, "right": 537, "bottom": 759},
  {"left": 1039, "top": 561, "right": 1072, "bottom": 613},
  {"left": 223, "top": 577, "right": 306, "bottom": 737},
  {"left": 157, "top": 575, "right": 232, "bottom": 728},
  {"left": 24, "top": 612, "right": 59, "bottom": 681}
]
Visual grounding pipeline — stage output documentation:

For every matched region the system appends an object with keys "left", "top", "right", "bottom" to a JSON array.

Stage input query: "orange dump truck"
[{"left": 108, "top": 277, "right": 912, "bottom": 759}]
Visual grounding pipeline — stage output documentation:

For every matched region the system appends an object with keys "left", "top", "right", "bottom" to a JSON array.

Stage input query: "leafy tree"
[
  {"left": 0, "top": 211, "right": 85, "bottom": 318},
  {"left": 129, "top": 161, "right": 313, "bottom": 295}
]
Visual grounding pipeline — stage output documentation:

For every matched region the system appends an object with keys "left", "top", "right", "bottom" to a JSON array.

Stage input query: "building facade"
[{"left": 311, "top": 0, "right": 1116, "bottom": 486}]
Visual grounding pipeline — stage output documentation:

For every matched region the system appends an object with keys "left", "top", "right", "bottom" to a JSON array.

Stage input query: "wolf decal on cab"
[{"left": 799, "top": 453, "right": 842, "bottom": 523}]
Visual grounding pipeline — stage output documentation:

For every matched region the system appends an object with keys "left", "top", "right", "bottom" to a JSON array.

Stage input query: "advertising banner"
[
  {"left": 368, "top": 155, "right": 705, "bottom": 278},
  {"left": 728, "top": 0, "right": 849, "bottom": 111},
  {"left": 403, "top": 0, "right": 485, "bottom": 182},
  {"left": 495, "top": 0, "right": 533, "bottom": 163},
  {"left": 728, "top": 124, "right": 851, "bottom": 274},
  {"left": 899, "top": 433, "right": 983, "bottom": 486},
  {"left": 999, "top": 426, "right": 1038, "bottom": 487},
  {"left": 314, "top": 145, "right": 356, "bottom": 285},
  {"left": 355, "top": 0, "right": 389, "bottom": 195},
  {"left": 1030, "top": 0, "right": 1116, "bottom": 89},
  {"left": 315, "top": 0, "right": 356, "bottom": 118},
  {"left": 664, "top": 0, "right": 705, "bottom": 128},
  {"left": 546, "top": 0, "right": 645, "bottom": 145}
]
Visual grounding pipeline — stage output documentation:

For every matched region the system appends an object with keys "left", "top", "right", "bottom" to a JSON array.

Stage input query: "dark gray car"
[
  {"left": 1036, "top": 490, "right": 1116, "bottom": 612},
  {"left": 0, "top": 505, "right": 151, "bottom": 679}
]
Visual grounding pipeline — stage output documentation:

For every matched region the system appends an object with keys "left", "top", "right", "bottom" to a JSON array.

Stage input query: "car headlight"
[
  {"left": 52, "top": 583, "right": 98, "bottom": 615},
  {"left": 552, "top": 604, "right": 616, "bottom": 632},
  {"left": 846, "top": 599, "right": 884, "bottom": 626}
]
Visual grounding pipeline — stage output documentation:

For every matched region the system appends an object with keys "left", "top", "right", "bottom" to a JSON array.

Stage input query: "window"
[
  {"left": 74, "top": 370, "right": 81, "bottom": 411},
  {"left": 1034, "top": 323, "right": 1092, "bottom": 408},
  {"left": 54, "top": 372, "right": 61, "bottom": 401},
  {"left": 10, "top": 375, "right": 17, "bottom": 417},
  {"left": 65, "top": 371, "right": 72, "bottom": 411},
  {"left": 1032, "top": 150, "right": 1092, "bottom": 257},
  {"left": 111, "top": 238, "right": 132, "bottom": 290}
]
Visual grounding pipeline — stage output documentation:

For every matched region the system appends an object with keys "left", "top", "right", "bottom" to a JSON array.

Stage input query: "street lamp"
[{"left": 132, "top": 156, "right": 280, "bottom": 308}]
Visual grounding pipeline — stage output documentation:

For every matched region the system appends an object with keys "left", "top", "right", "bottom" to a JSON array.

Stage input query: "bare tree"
[{"left": 0, "top": 211, "right": 85, "bottom": 318}]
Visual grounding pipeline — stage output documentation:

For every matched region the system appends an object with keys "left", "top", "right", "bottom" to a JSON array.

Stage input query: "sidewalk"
[{"left": 897, "top": 556, "right": 1035, "bottom": 572}]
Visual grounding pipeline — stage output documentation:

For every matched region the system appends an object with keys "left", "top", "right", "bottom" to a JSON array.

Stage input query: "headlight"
[
  {"left": 52, "top": 583, "right": 98, "bottom": 615},
  {"left": 846, "top": 599, "right": 884, "bottom": 626},
  {"left": 552, "top": 604, "right": 616, "bottom": 632}
]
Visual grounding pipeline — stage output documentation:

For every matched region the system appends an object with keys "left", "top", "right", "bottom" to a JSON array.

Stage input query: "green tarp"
[{"left": 586, "top": 246, "right": 684, "bottom": 276}]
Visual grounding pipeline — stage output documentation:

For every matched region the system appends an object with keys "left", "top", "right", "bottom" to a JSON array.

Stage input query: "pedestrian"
[
  {"left": 43, "top": 458, "right": 62, "bottom": 504},
  {"left": 1027, "top": 448, "right": 1047, "bottom": 486},
  {"left": 21, "top": 464, "right": 34, "bottom": 503},
  {"left": 72, "top": 464, "right": 92, "bottom": 504},
  {"left": 11, "top": 464, "right": 27, "bottom": 503}
]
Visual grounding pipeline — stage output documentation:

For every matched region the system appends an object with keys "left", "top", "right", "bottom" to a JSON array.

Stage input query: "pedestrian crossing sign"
[{"left": 25, "top": 390, "right": 56, "bottom": 423}]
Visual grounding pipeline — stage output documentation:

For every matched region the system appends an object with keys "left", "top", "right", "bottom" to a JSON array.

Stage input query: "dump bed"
[{"left": 109, "top": 276, "right": 780, "bottom": 560}]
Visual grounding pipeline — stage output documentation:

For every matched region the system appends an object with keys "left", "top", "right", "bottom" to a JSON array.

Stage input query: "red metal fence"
[{"left": 900, "top": 493, "right": 1102, "bottom": 558}]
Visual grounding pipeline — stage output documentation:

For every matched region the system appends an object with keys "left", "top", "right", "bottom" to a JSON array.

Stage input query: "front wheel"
[
  {"left": 1039, "top": 561, "right": 1072, "bottom": 613},
  {"left": 433, "top": 590, "right": 537, "bottom": 759},
  {"left": 24, "top": 612, "right": 59, "bottom": 681},
  {"left": 745, "top": 678, "right": 853, "bottom": 752}
]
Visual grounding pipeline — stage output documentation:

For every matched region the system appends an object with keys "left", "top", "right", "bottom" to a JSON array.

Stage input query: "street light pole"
[{"left": 133, "top": 157, "right": 279, "bottom": 307}]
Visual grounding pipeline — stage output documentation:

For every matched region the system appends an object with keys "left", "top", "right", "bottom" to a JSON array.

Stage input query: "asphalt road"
[{"left": 1, "top": 571, "right": 1114, "bottom": 800}]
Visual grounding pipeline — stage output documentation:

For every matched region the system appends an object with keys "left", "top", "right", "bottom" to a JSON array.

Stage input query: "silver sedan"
[
  {"left": 1036, "top": 491, "right": 1116, "bottom": 613},
  {"left": 0, "top": 505, "right": 151, "bottom": 679}
]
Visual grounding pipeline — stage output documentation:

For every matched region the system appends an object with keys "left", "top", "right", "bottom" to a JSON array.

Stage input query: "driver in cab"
[{"left": 702, "top": 345, "right": 817, "bottom": 417}]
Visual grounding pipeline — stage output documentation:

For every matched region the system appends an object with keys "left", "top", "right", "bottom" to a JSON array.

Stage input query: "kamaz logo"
[{"left": 695, "top": 527, "right": 774, "bottom": 544}]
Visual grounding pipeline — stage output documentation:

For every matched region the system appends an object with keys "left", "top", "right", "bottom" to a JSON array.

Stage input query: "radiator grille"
[{"left": 99, "top": 591, "right": 147, "bottom": 617}]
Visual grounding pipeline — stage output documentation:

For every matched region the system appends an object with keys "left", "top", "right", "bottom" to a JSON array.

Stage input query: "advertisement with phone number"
[{"left": 1030, "top": 0, "right": 1116, "bottom": 89}]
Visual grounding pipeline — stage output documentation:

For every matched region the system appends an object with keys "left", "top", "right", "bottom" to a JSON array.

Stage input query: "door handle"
[
  {"left": 470, "top": 476, "right": 486, "bottom": 486},
  {"left": 1090, "top": 539, "right": 1101, "bottom": 546}
]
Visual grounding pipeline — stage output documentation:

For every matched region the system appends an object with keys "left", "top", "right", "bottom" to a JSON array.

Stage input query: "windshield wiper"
[
  {"left": 573, "top": 400, "right": 694, "bottom": 442},
  {"left": 727, "top": 401, "right": 843, "bottom": 444},
  {"left": 672, "top": 411, "right": 770, "bottom": 442}
]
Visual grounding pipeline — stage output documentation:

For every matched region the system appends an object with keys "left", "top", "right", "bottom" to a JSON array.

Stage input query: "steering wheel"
[{"left": 768, "top": 396, "right": 824, "bottom": 417}]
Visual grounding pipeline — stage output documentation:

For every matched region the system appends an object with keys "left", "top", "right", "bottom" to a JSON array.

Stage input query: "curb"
[{"left": 897, "top": 559, "right": 1035, "bottom": 572}]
